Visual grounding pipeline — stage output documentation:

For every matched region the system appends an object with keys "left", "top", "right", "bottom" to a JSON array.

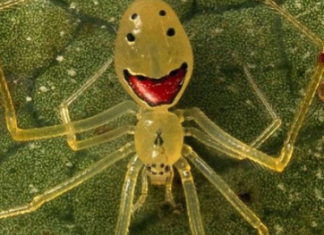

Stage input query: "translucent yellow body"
[
  {"left": 115, "top": 0, "right": 191, "bottom": 184},
  {"left": 0, "top": 0, "right": 324, "bottom": 235}
]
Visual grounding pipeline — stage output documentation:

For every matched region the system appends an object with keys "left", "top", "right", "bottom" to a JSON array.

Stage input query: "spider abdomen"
[{"left": 135, "top": 111, "right": 183, "bottom": 184}]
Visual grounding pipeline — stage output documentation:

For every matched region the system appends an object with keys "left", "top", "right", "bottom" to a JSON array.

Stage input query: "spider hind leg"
[{"left": 182, "top": 145, "right": 269, "bottom": 235}]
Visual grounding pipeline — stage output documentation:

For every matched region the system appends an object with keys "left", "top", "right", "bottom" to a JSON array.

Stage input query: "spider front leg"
[
  {"left": 182, "top": 65, "right": 282, "bottom": 161},
  {"left": 184, "top": 127, "right": 244, "bottom": 160},
  {"left": 261, "top": 0, "right": 324, "bottom": 50},
  {"left": 183, "top": 55, "right": 324, "bottom": 171},
  {"left": 115, "top": 156, "right": 143, "bottom": 235},
  {"left": 182, "top": 145, "right": 268, "bottom": 235},
  {"left": 0, "top": 0, "right": 32, "bottom": 10},
  {"left": 243, "top": 65, "right": 281, "bottom": 148},
  {"left": 0, "top": 60, "right": 137, "bottom": 141},
  {"left": 58, "top": 58, "right": 139, "bottom": 150},
  {"left": 181, "top": 0, "right": 324, "bottom": 171},
  {"left": 0, "top": 142, "right": 135, "bottom": 219},
  {"left": 183, "top": 98, "right": 318, "bottom": 172},
  {"left": 259, "top": 0, "right": 324, "bottom": 158}
]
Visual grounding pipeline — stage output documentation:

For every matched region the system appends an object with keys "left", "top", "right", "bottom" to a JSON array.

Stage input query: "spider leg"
[
  {"left": 182, "top": 65, "right": 281, "bottom": 160},
  {"left": 245, "top": 0, "right": 324, "bottom": 146},
  {"left": 260, "top": 1, "right": 324, "bottom": 168},
  {"left": 182, "top": 102, "right": 319, "bottom": 172},
  {"left": 165, "top": 168, "right": 176, "bottom": 207},
  {"left": 115, "top": 156, "right": 143, "bottom": 235},
  {"left": 179, "top": 1, "right": 324, "bottom": 171},
  {"left": 185, "top": 127, "right": 245, "bottom": 160},
  {"left": 259, "top": 1, "right": 324, "bottom": 157},
  {"left": 174, "top": 157, "right": 205, "bottom": 235},
  {"left": 132, "top": 166, "right": 148, "bottom": 214},
  {"left": 243, "top": 65, "right": 281, "bottom": 148},
  {"left": 0, "top": 59, "right": 139, "bottom": 141},
  {"left": 0, "top": 142, "right": 135, "bottom": 220},
  {"left": 182, "top": 145, "right": 268, "bottom": 235},
  {"left": 58, "top": 58, "right": 139, "bottom": 150},
  {"left": 69, "top": 125, "right": 135, "bottom": 150},
  {"left": 261, "top": 0, "right": 323, "bottom": 50},
  {"left": 0, "top": 0, "right": 32, "bottom": 10}
]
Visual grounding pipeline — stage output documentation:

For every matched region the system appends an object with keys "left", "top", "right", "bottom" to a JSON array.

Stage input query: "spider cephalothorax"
[{"left": 134, "top": 110, "right": 183, "bottom": 184}]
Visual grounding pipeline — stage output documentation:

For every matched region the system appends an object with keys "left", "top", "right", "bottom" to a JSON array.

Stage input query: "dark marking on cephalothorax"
[
  {"left": 146, "top": 165, "right": 151, "bottom": 172},
  {"left": 146, "top": 163, "right": 171, "bottom": 176},
  {"left": 154, "top": 129, "right": 164, "bottom": 146}
]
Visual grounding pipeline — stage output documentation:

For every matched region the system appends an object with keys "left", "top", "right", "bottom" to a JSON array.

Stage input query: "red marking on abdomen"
[{"left": 129, "top": 68, "right": 186, "bottom": 106}]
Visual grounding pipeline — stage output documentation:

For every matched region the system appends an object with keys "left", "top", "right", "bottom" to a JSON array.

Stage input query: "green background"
[{"left": 0, "top": 0, "right": 324, "bottom": 234}]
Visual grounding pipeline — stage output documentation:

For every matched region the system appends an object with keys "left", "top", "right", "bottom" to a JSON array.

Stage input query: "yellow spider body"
[
  {"left": 115, "top": 0, "right": 190, "bottom": 185},
  {"left": 0, "top": 0, "right": 324, "bottom": 235}
]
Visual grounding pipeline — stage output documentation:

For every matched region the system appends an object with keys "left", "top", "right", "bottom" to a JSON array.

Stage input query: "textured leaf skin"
[{"left": 0, "top": 0, "right": 324, "bottom": 235}]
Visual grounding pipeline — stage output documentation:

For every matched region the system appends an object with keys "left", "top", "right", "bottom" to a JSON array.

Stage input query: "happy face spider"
[{"left": 0, "top": 0, "right": 324, "bottom": 234}]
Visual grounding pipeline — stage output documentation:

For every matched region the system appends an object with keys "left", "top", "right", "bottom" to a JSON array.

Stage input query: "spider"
[{"left": 0, "top": 0, "right": 323, "bottom": 234}]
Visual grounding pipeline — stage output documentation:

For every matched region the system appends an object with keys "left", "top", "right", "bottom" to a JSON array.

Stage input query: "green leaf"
[{"left": 0, "top": 0, "right": 324, "bottom": 235}]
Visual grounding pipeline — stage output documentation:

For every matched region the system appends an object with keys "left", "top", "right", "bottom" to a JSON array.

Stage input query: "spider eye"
[
  {"left": 159, "top": 10, "right": 166, "bottom": 16},
  {"left": 126, "top": 33, "right": 135, "bottom": 42},
  {"left": 167, "top": 28, "right": 175, "bottom": 37}
]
